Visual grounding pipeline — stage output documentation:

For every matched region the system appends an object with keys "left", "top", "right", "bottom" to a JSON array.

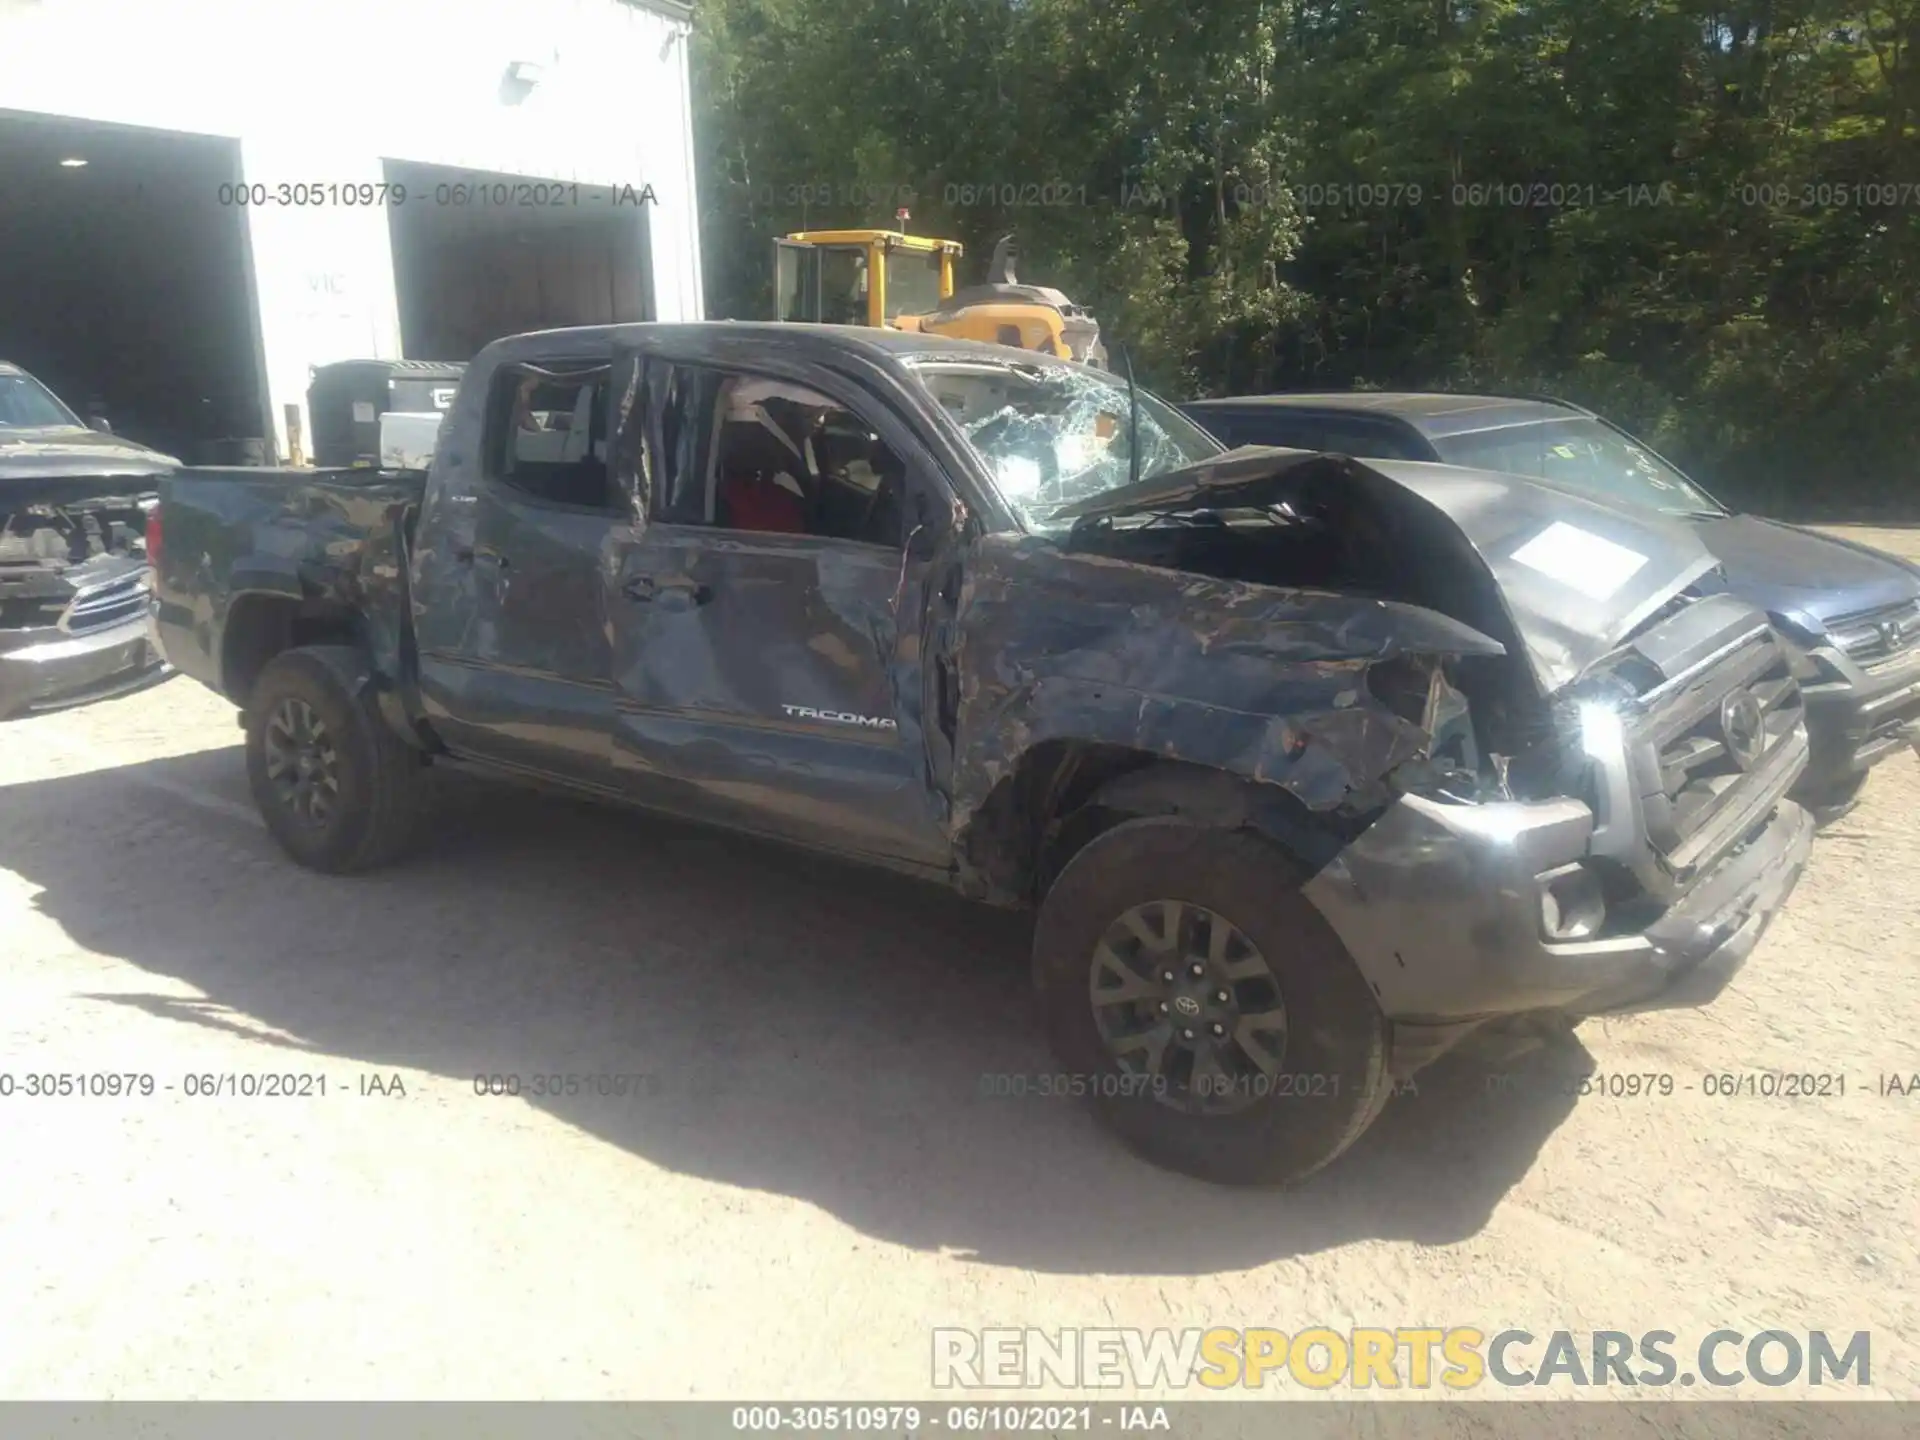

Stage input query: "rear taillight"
[{"left": 145, "top": 508, "right": 163, "bottom": 572}]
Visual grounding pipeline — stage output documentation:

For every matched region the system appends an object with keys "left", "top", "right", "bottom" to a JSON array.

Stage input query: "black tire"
[
  {"left": 1032, "top": 816, "right": 1391, "bottom": 1186},
  {"left": 244, "top": 646, "right": 427, "bottom": 874}
]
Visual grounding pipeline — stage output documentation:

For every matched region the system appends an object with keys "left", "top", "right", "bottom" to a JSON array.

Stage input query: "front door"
[
  {"left": 409, "top": 355, "right": 624, "bottom": 790},
  {"left": 606, "top": 354, "right": 950, "bottom": 868}
]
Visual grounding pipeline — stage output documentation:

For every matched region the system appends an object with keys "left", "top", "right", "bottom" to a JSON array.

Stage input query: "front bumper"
[
  {"left": 0, "top": 609, "right": 174, "bottom": 720},
  {"left": 1565, "top": 798, "right": 1813, "bottom": 1015},
  {"left": 1792, "top": 642, "right": 1920, "bottom": 812},
  {"left": 1303, "top": 787, "right": 1814, "bottom": 1037}
]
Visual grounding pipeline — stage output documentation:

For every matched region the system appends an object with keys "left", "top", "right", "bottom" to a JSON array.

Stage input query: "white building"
[{"left": 0, "top": 0, "right": 701, "bottom": 462}]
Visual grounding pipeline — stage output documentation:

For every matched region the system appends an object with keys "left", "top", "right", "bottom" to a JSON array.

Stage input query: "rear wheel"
[
  {"left": 1032, "top": 817, "right": 1391, "bottom": 1186},
  {"left": 245, "top": 647, "right": 427, "bottom": 873}
]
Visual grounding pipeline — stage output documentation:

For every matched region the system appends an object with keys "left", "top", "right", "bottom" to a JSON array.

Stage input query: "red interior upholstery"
[{"left": 719, "top": 473, "right": 808, "bottom": 533}]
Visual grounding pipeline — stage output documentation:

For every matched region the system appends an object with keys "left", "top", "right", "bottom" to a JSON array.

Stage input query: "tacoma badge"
[{"left": 781, "top": 705, "right": 898, "bottom": 730}]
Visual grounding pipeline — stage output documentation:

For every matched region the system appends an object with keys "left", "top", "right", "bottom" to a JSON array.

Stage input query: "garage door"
[
  {"left": 0, "top": 109, "right": 269, "bottom": 462},
  {"left": 383, "top": 158, "right": 655, "bottom": 362}
]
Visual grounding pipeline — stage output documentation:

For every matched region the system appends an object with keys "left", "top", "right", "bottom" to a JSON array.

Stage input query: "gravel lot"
[{"left": 1, "top": 527, "right": 1916, "bottom": 1414}]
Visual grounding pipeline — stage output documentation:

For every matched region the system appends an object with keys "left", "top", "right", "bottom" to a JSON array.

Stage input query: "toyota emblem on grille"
[{"left": 1719, "top": 688, "right": 1765, "bottom": 771}]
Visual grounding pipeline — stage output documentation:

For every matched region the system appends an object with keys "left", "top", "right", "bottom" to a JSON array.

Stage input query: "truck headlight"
[{"left": 1578, "top": 701, "right": 1625, "bottom": 762}]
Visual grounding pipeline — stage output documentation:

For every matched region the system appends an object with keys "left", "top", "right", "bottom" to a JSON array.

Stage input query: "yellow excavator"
[{"left": 773, "top": 226, "right": 1108, "bottom": 368}]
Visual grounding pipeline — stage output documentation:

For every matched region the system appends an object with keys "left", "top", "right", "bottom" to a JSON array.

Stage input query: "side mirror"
[{"left": 87, "top": 415, "right": 113, "bottom": 434}]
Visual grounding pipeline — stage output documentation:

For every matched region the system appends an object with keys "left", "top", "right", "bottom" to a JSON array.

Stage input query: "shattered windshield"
[{"left": 906, "top": 358, "right": 1221, "bottom": 530}]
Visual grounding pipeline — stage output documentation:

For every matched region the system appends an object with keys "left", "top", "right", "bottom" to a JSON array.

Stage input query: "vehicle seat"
[
  {"left": 716, "top": 417, "right": 810, "bottom": 533},
  {"left": 720, "top": 472, "right": 808, "bottom": 533}
]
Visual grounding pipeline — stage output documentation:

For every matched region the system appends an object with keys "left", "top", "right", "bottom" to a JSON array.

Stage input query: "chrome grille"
[
  {"left": 1829, "top": 598, "right": 1920, "bottom": 667},
  {"left": 60, "top": 572, "right": 150, "bottom": 636},
  {"left": 1631, "top": 624, "right": 1804, "bottom": 877}
]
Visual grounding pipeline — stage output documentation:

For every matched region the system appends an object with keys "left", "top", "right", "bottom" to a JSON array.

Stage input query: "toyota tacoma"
[{"left": 150, "top": 324, "right": 1815, "bottom": 1186}]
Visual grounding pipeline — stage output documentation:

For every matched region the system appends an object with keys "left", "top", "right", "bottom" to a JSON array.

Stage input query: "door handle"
[{"left": 455, "top": 546, "right": 508, "bottom": 569}]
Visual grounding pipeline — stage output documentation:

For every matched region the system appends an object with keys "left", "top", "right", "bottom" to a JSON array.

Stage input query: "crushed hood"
[{"left": 1055, "top": 446, "right": 1722, "bottom": 695}]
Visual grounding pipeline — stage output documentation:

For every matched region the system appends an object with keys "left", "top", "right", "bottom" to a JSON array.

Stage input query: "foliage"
[{"left": 693, "top": 0, "right": 1920, "bottom": 514}]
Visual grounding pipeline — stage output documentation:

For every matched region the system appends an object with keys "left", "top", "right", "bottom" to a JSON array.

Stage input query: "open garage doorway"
[
  {"left": 0, "top": 110, "right": 270, "bottom": 463},
  {"left": 383, "top": 159, "right": 655, "bottom": 362}
]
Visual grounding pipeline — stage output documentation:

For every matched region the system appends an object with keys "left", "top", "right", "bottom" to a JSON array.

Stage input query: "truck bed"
[{"left": 152, "top": 466, "right": 427, "bottom": 705}]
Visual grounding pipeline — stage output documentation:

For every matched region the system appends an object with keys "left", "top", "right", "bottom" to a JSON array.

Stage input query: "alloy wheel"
[
  {"left": 1088, "top": 899, "right": 1289, "bottom": 1115},
  {"left": 262, "top": 697, "right": 341, "bottom": 828}
]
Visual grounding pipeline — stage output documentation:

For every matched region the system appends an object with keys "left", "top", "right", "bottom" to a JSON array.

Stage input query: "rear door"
[
  {"left": 409, "top": 353, "right": 624, "bottom": 790},
  {"left": 603, "top": 347, "right": 953, "bottom": 868}
]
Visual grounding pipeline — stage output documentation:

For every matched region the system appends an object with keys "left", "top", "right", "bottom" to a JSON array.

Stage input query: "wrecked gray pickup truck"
[
  {"left": 151, "top": 323, "right": 1815, "bottom": 1186},
  {"left": 1, "top": 362, "right": 176, "bottom": 721}
]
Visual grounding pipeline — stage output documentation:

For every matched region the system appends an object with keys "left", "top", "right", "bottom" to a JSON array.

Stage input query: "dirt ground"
[{"left": 1, "top": 528, "right": 1916, "bottom": 1411}]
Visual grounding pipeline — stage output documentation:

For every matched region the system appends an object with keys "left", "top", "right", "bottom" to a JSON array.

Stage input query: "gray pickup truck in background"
[
  {"left": 151, "top": 322, "right": 1815, "bottom": 1186},
  {"left": 1, "top": 361, "right": 176, "bottom": 720}
]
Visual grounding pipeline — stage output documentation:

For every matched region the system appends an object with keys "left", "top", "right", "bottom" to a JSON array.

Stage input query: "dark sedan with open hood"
[{"left": 1, "top": 362, "right": 177, "bottom": 720}]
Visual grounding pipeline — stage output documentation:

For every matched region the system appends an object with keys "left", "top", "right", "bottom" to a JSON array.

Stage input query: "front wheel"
[
  {"left": 1032, "top": 817, "right": 1392, "bottom": 1186},
  {"left": 245, "top": 647, "right": 427, "bottom": 874}
]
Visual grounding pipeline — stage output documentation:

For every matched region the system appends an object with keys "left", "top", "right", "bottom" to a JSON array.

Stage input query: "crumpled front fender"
[{"left": 942, "top": 536, "right": 1506, "bottom": 838}]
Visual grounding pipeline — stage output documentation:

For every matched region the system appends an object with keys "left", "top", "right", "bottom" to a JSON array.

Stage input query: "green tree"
[{"left": 692, "top": 0, "right": 1920, "bottom": 513}]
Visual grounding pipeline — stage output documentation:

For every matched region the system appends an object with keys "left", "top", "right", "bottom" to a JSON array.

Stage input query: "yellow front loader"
[{"left": 773, "top": 228, "right": 1107, "bottom": 368}]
